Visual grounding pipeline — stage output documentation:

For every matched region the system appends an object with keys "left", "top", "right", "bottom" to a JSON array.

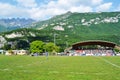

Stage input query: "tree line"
[
  {"left": 2, "top": 40, "right": 60, "bottom": 55},
  {"left": 30, "top": 40, "right": 60, "bottom": 55}
]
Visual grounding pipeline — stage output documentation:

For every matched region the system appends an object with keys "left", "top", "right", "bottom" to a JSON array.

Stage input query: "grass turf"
[{"left": 0, "top": 55, "right": 120, "bottom": 80}]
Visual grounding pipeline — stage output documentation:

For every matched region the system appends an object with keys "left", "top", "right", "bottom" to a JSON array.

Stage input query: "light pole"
[
  {"left": 54, "top": 33, "right": 57, "bottom": 46},
  {"left": 45, "top": 42, "right": 48, "bottom": 60},
  {"left": 66, "top": 41, "right": 68, "bottom": 48}
]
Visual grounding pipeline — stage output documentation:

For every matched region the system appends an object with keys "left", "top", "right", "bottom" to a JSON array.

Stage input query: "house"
[
  {"left": 16, "top": 50, "right": 29, "bottom": 55},
  {"left": 5, "top": 50, "right": 29, "bottom": 55},
  {"left": 0, "top": 50, "right": 5, "bottom": 54}
]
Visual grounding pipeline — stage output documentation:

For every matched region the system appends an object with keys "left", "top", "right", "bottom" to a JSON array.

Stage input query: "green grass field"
[{"left": 0, "top": 55, "right": 120, "bottom": 80}]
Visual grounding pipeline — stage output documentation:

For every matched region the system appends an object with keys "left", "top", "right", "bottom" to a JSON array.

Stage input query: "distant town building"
[
  {"left": 5, "top": 50, "right": 29, "bottom": 55},
  {"left": 0, "top": 50, "right": 5, "bottom": 54},
  {"left": 0, "top": 36, "right": 7, "bottom": 48}
]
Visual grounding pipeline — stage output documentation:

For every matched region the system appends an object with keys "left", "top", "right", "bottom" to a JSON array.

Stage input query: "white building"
[{"left": 5, "top": 50, "right": 29, "bottom": 55}]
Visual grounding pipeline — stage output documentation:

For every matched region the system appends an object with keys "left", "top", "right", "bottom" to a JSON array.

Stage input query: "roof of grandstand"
[{"left": 72, "top": 40, "right": 116, "bottom": 50}]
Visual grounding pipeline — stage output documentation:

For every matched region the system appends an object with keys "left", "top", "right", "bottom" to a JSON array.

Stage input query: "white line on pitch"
[{"left": 97, "top": 57, "right": 120, "bottom": 69}]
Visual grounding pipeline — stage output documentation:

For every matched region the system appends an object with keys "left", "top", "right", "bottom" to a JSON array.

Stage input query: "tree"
[
  {"left": 3, "top": 43, "right": 11, "bottom": 50},
  {"left": 30, "top": 40, "right": 44, "bottom": 54},
  {"left": 16, "top": 40, "right": 29, "bottom": 49},
  {"left": 44, "top": 42, "right": 60, "bottom": 55}
]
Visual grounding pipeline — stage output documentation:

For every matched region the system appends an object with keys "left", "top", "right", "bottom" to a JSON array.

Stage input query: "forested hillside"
[{"left": 0, "top": 12, "right": 120, "bottom": 50}]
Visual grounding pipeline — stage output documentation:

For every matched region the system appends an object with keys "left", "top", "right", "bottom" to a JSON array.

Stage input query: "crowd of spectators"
[{"left": 68, "top": 49, "right": 115, "bottom": 56}]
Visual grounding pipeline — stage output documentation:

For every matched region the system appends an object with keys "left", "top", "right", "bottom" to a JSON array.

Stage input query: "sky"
[{"left": 0, "top": 0, "right": 120, "bottom": 21}]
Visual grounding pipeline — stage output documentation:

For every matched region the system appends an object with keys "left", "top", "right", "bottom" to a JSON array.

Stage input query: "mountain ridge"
[
  {"left": 0, "top": 18, "right": 35, "bottom": 32},
  {"left": 0, "top": 11, "right": 120, "bottom": 50},
  {"left": 31, "top": 11, "right": 120, "bottom": 31}
]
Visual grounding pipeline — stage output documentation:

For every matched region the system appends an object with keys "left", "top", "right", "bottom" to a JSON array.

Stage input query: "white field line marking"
[
  {"left": 26, "top": 58, "right": 49, "bottom": 66},
  {"left": 98, "top": 57, "right": 120, "bottom": 69}
]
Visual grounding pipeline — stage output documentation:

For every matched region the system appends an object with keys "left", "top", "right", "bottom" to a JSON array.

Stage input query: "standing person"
[{"left": 46, "top": 52, "right": 49, "bottom": 60}]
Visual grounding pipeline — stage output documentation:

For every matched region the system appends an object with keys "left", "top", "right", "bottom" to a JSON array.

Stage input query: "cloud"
[
  {"left": 96, "top": 2, "right": 112, "bottom": 12},
  {"left": 0, "top": 2, "right": 29, "bottom": 18},
  {"left": 70, "top": 5, "right": 93, "bottom": 12},
  {"left": 58, "top": 0, "right": 103, "bottom": 6},
  {"left": 115, "top": 4, "right": 120, "bottom": 11},
  {"left": 28, "top": 0, "right": 107, "bottom": 20},
  {"left": 23, "top": 0, "right": 113, "bottom": 20},
  {"left": 0, "top": 0, "right": 115, "bottom": 20},
  {"left": 28, "top": 0, "right": 95, "bottom": 20},
  {"left": 28, "top": 7, "right": 67, "bottom": 20},
  {"left": 16, "top": 0, "right": 37, "bottom": 8},
  {"left": 91, "top": 0, "right": 103, "bottom": 5}
]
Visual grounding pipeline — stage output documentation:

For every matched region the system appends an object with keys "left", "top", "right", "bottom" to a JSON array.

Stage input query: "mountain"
[
  {"left": 30, "top": 11, "right": 120, "bottom": 43},
  {"left": 0, "top": 24, "right": 7, "bottom": 32},
  {"left": 0, "top": 18, "right": 35, "bottom": 32},
  {"left": 31, "top": 11, "right": 120, "bottom": 30},
  {"left": 0, "top": 12, "right": 120, "bottom": 50}
]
